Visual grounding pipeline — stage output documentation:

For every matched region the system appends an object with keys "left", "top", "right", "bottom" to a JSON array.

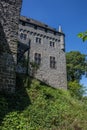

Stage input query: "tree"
[
  {"left": 68, "top": 80, "right": 84, "bottom": 99},
  {"left": 78, "top": 31, "right": 87, "bottom": 42},
  {"left": 66, "top": 51, "right": 87, "bottom": 98},
  {"left": 66, "top": 51, "right": 86, "bottom": 82}
]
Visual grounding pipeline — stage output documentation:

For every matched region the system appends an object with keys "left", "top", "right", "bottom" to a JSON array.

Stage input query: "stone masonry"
[
  {"left": 0, "top": 0, "right": 22, "bottom": 92},
  {"left": 18, "top": 16, "right": 67, "bottom": 89}
]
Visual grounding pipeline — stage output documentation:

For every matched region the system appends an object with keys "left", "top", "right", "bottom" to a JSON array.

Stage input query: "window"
[
  {"left": 34, "top": 53, "right": 41, "bottom": 65},
  {"left": 50, "top": 41, "right": 55, "bottom": 47},
  {"left": 20, "top": 33, "right": 23, "bottom": 39},
  {"left": 36, "top": 37, "right": 41, "bottom": 44},
  {"left": 34, "top": 25, "right": 37, "bottom": 29},
  {"left": 22, "top": 22, "right": 25, "bottom": 26},
  {"left": 54, "top": 32, "right": 56, "bottom": 35},
  {"left": 20, "top": 33, "right": 27, "bottom": 40},
  {"left": 19, "top": 29, "right": 23, "bottom": 32},
  {"left": 58, "top": 39, "right": 60, "bottom": 42},
  {"left": 50, "top": 56, "right": 56, "bottom": 69},
  {"left": 45, "top": 29, "right": 47, "bottom": 32},
  {"left": 24, "top": 34, "right": 27, "bottom": 40},
  {"left": 37, "top": 27, "right": 45, "bottom": 31}
]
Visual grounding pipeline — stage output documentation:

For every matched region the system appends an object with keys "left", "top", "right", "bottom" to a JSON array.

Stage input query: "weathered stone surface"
[{"left": 0, "top": 0, "right": 22, "bottom": 92}]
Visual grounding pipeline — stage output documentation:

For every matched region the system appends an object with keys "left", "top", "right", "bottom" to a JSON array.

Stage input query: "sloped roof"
[{"left": 20, "top": 16, "right": 64, "bottom": 35}]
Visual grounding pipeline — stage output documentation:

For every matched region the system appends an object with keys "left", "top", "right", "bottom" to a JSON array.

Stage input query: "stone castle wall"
[
  {"left": 18, "top": 17, "right": 67, "bottom": 89},
  {"left": 0, "top": 0, "right": 22, "bottom": 92}
]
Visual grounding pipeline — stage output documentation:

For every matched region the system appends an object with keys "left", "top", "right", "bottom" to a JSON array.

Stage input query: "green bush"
[{"left": 0, "top": 78, "right": 87, "bottom": 130}]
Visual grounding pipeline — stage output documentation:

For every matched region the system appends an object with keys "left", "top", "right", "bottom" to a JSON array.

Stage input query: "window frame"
[
  {"left": 50, "top": 56, "right": 56, "bottom": 69},
  {"left": 20, "top": 33, "right": 27, "bottom": 40},
  {"left": 34, "top": 53, "right": 41, "bottom": 65},
  {"left": 35, "top": 37, "right": 42, "bottom": 44},
  {"left": 49, "top": 40, "right": 55, "bottom": 47}
]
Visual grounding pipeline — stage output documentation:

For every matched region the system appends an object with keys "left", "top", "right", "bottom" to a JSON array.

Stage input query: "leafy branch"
[{"left": 78, "top": 31, "right": 87, "bottom": 42}]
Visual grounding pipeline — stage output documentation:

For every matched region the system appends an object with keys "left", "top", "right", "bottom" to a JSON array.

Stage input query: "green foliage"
[
  {"left": 1, "top": 112, "right": 28, "bottom": 130},
  {"left": 68, "top": 80, "right": 84, "bottom": 99},
  {"left": 0, "top": 78, "right": 87, "bottom": 130},
  {"left": 78, "top": 31, "right": 87, "bottom": 42},
  {"left": 30, "top": 61, "right": 39, "bottom": 77},
  {"left": 66, "top": 51, "right": 86, "bottom": 82},
  {"left": 66, "top": 51, "right": 86, "bottom": 98}
]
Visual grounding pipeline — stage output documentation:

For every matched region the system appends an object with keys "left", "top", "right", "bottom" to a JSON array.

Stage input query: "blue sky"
[{"left": 21, "top": 0, "right": 87, "bottom": 88}]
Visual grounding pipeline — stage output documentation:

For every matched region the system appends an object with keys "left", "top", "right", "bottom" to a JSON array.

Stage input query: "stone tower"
[{"left": 0, "top": 0, "right": 22, "bottom": 92}]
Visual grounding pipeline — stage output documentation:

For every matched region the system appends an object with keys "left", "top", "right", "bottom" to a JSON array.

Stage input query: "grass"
[{"left": 0, "top": 75, "right": 87, "bottom": 130}]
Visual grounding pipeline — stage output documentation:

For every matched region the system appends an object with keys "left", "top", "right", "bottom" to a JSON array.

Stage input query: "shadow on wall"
[
  {"left": 0, "top": 21, "right": 31, "bottom": 125},
  {"left": 0, "top": 23, "right": 9, "bottom": 54},
  {"left": 0, "top": 22, "right": 16, "bottom": 92}
]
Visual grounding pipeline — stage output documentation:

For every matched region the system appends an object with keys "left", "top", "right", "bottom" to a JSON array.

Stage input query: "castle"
[
  {"left": 0, "top": 0, "right": 67, "bottom": 93},
  {"left": 17, "top": 16, "right": 67, "bottom": 89}
]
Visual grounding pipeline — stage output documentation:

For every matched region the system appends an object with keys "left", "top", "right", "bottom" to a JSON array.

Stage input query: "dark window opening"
[
  {"left": 50, "top": 41, "right": 55, "bottom": 47},
  {"left": 20, "top": 33, "right": 23, "bottom": 39},
  {"left": 50, "top": 56, "right": 56, "bottom": 69},
  {"left": 36, "top": 37, "right": 41, "bottom": 44},
  {"left": 58, "top": 39, "right": 60, "bottom": 42},
  {"left": 45, "top": 29, "right": 47, "bottom": 32},
  {"left": 34, "top": 53, "right": 41, "bottom": 65},
  {"left": 20, "top": 33, "right": 27, "bottom": 40},
  {"left": 24, "top": 34, "right": 27, "bottom": 40},
  {"left": 34, "top": 25, "right": 37, "bottom": 29},
  {"left": 26, "top": 18, "right": 30, "bottom": 22},
  {"left": 22, "top": 22, "right": 25, "bottom": 26},
  {"left": 54, "top": 32, "right": 56, "bottom": 35}
]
